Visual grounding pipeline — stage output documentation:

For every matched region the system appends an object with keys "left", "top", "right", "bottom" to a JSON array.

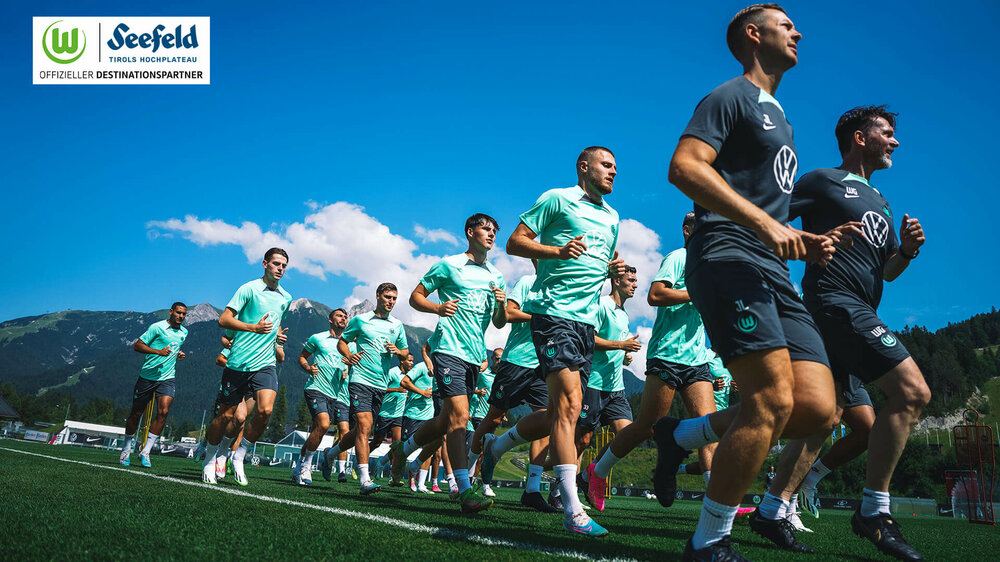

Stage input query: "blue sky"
[{"left": 3, "top": 1, "right": 997, "bottom": 350}]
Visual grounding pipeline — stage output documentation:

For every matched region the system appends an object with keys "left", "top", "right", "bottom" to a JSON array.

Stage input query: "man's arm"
[
  {"left": 668, "top": 137, "right": 832, "bottom": 263},
  {"left": 648, "top": 280, "right": 690, "bottom": 307}
]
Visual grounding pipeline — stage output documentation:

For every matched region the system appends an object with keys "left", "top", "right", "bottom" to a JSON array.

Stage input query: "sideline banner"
[{"left": 33, "top": 17, "right": 210, "bottom": 85}]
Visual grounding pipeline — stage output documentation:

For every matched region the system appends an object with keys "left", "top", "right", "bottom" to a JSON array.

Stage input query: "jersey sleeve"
[
  {"left": 518, "top": 189, "right": 562, "bottom": 236},
  {"left": 788, "top": 172, "right": 823, "bottom": 221},
  {"left": 681, "top": 86, "right": 743, "bottom": 153},
  {"left": 419, "top": 259, "right": 451, "bottom": 293},
  {"left": 653, "top": 252, "right": 683, "bottom": 287},
  {"left": 341, "top": 317, "right": 362, "bottom": 344},
  {"left": 225, "top": 283, "right": 253, "bottom": 315},
  {"left": 139, "top": 324, "right": 161, "bottom": 346}
]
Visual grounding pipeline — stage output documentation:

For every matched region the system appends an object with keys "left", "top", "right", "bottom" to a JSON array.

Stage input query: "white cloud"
[
  {"left": 148, "top": 204, "right": 672, "bottom": 363},
  {"left": 414, "top": 224, "right": 460, "bottom": 246}
]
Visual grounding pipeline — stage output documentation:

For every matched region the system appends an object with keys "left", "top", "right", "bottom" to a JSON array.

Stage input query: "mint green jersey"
[
  {"left": 379, "top": 366, "right": 408, "bottom": 418},
  {"left": 303, "top": 331, "right": 348, "bottom": 399},
  {"left": 403, "top": 362, "right": 433, "bottom": 421},
  {"left": 137, "top": 320, "right": 188, "bottom": 381},
  {"left": 469, "top": 367, "right": 497, "bottom": 419},
  {"left": 519, "top": 186, "right": 620, "bottom": 327},
  {"left": 225, "top": 279, "right": 292, "bottom": 372},
  {"left": 500, "top": 274, "right": 539, "bottom": 369},
  {"left": 709, "top": 355, "right": 733, "bottom": 410},
  {"left": 341, "top": 311, "right": 408, "bottom": 390},
  {"left": 422, "top": 254, "right": 506, "bottom": 365},
  {"left": 647, "top": 248, "right": 712, "bottom": 366},
  {"left": 589, "top": 296, "right": 629, "bottom": 392}
]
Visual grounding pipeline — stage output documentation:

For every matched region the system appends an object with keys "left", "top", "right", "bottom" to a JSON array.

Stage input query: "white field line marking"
[{"left": 0, "top": 446, "right": 636, "bottom": 561}]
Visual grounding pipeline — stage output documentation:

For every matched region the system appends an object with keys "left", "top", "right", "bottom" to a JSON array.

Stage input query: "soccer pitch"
[{"left": 1, "top": 440, "right": 995, "bottom": 560}]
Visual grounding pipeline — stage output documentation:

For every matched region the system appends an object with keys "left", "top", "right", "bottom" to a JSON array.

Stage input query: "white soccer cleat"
[
  {"left": 788, "top": 511, "right": 813, "bottom": 533},
  {"left": 232, "top": 457, "right": 248, "bottom": 487},
  {"left": 202, "top": 462, "right": 217, "bottom": 484},
  {"left": 482, "top": 483, "right": 496, "bottom": 498}
]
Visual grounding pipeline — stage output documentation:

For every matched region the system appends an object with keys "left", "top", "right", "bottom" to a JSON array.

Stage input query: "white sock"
[
  {"left": 301, "top": 450, "right": 315, "bottom": 468},
  {"left": 691, "top": 498, "right": 739, "bottom": 549},
  {"left": 593, "top": 449, "right": 621, "bottom": 479},
  {"left": 454, "top": 469, "right": 471, "bottom": 493},
  {"left": 418, "top": 469, "right": 429, "bottom": 489},
  {"left": 861, "top": 488, "right": 891, "bottom": 517},
  {"left": 336, "top": 460, "right": 347, "bottom": 474},
  {"left": 123, "top": 433, "right": 136, "bottom": 453},
  {"left": 402, "top": 436, "right": 419, "bottom": 456},
  {"left": 555, "top": 464, "right": 583, "bottom": 517},
  {"left": 526, "top": 464, "right": 543, "bottom": 494},
  {"left": 677, "top": 463, "right": 687, "bottom": 475},
  {"left": 703, "top": 471, "right": 711, "bottom": 486},
  {"left": 140, "top": 433, "right": 159, "bottom": 456},
  {"left": 758, "top": 492, "right": 785, "bottom": 520},
  {"left": 468, "top": 451, "right": 481, "bottom": 470},
  {"left": 446, "top": 473, "right": 457, "bottom": 491},
  {"left": 674, "top": 416, "right": 719, "bottom": 450},
  {"left": 801, "top": 459, "right": 831, "bottom": 491},
  {"left": 492, "top": 426, "right": 527, "bottom": 458},
  {"left": 358, "top": 464, "right": 370, "bottom": 484},
  {"left": 231, "top": 441, "right": 249, "bottom": 464}
]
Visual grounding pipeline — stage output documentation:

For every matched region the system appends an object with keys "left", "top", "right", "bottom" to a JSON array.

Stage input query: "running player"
[
  {"left": 120, "top": 302, "right": 187, "bottom": 467},
  {"left": 323, "top": 283, "right": 409, "bottom": 495},
  {"left": 392, "top": 213, "right": 507, "bottom": 513},
  {"left": 482, "top": 147, "right": 625, "bottom": 537},
  {"left": 586, "top": 214, "right": 721, "bottom": 514},
  {"left": 655, "top": 6, "right": 859, "bottom": 558},
  {"left": 202, "top": 248, "right": 292, "bottom": 485},
  {"left": 788, "top": 105, "right": 928, "bottom": 560},
  {"left": 293, "top": 308, "right": 350, "bottom": 485}
]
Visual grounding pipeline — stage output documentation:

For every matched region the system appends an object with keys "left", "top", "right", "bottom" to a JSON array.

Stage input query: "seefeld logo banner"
[{"left": 33, "top": 17, "right": 210, "bottom": 85}]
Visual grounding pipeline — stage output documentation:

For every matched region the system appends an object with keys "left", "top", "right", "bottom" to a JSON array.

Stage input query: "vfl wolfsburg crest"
[{"left": 881, "top": 333, "right": 898, "bottom": 347}]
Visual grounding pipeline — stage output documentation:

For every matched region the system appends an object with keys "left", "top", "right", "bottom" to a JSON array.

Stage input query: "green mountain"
[{"left": 0, "top": 299, "right": 431, "bottom": 425}]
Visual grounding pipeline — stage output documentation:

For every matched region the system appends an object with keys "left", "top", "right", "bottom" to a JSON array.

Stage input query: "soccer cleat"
[
  {"left": 320, "top": 450, "right": 334, "bottom": 482},
  {"left": 682, "top": 536, "right": 749, "bottom": 561},
  {"left": 521, "top": 491, "right": 561, "bottom": 513},
  {"left": 215, "top": 456, "right": 227, "bottom": 480},
  {"left": 432, "top": 484, "right": 442, "bottom": 493},
  {"left": 851, "top": 510, "right": 923, "bottom": 561},
  {"left": 458, "top": 488, "right": 493, "bottom": 513},
  {"left": 360, "top": 481, "right": 381, "bottom": 496},
  {"left": 563, "top": 511, "right": 609, "bottom": 537},
  {"left": 748, "top": 510, "right": 815, "bottom": 552},
  {"left": 482, "top": 483, "right": 496, "bottom": 498},
  {"left": 586, "top": 463, "right": 608, "bottom": 512},
  {"left": 479, "top": 433, "right": 499, "bottom": 483},
  {"left": 338, "top": 472, "right": 348, "bottom": 483},
  {"left": 548, "top": 485, "right": 564, "bottom": 511},
  {"left": 201, "top": 462, "right": 217, "bottom": 484},
  {"left": 139, "top": 454, "right": 152, "bottom": 468},
  {"left": 789, "top": 511, "right": 813, "bottom": 533},
  {"left": 651, "top": 416, "right": 690, "bottom": 508},
  {"left": 232, "top": 457, "right": 249, "bottom": 487},
  {"left": 119, "top": 451, "right": 131, "bottom": 466},
  {"left": 800, "top": 488, "right": 820, "bottom": 518},
  {"left": 389, "top": 441, "right": 406, "bottom": 482}
]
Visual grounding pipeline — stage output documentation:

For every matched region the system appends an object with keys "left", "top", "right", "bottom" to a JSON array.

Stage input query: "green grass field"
[{"left": 2, "top": 439, "right": 997, "bottom": 560}]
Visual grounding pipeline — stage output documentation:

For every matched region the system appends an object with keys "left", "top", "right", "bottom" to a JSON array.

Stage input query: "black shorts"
[
  {"left": 402, "top": 416, "right": 426, "bottom": 440},
  {"left": 333, "top": 400, "right": 350, "bottom": 425},
  {"left": 646, "top": 358, "right": 713, "bottom": 389},
  {"left": 432, "top": 352, "right": 479, "bottom": 398},
  {"left": 349, "top": 382, "right": 385, "bottom": 417},
  {"left": 219, "top": 365, "right": 278, "bottom": 406},
  {"left": 530, "top": 313, "right": 594, "bottom": 386},
  {"left": 375, "top": 415, "right": 403, "bottom": 433},
  {"left": 811, "top": 303, "right": 910, "bottom": 384},
  {"left": 841, "top": 375, "right": 874, "bottom": 409},
  {"left": 304, "top": 389, "right": 338, "bottom": 418},
  {"left": 687, "top": 260, "right": 828, "bottom": 367},
  {"left": 489, "top": 361, "right": 548, "bottom": 411},
  {"left": 577, "top": 388, "right": 633, "bottom": 430},
  {"left": 132, "top": 377, "right": 175, "bottom": 407}
]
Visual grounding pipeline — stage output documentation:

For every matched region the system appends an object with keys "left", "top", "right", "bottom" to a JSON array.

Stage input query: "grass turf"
[{"left": 1, "top": 439, "right": 996, "bottom": 560}]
